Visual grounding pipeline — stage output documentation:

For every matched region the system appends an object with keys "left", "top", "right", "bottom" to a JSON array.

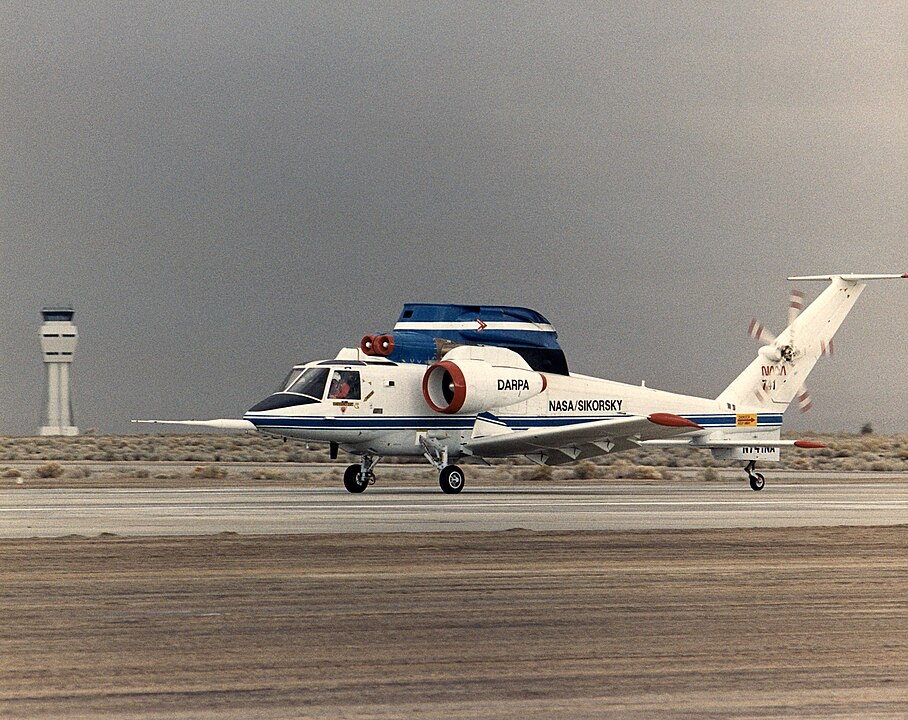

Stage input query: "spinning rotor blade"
[
  {"left": 747, "top": 318, "right": 776, "bottom": 345},
  {"left": 788, "top": 289, "right": 805, "bottom": 326},
  {"left": 750, "top": 289, "right": 806, "bottom": 345},
  {"left": 796, "top": 386, "right": 813, "bottom": 413}
]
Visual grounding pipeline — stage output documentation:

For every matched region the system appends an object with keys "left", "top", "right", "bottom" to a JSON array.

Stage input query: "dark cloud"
[{"left": 2, "top": 2, "right": 905, "bottom": 434}]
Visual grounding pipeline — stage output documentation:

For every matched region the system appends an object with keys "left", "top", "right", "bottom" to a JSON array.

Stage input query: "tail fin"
[{"left": 717, "top": 274, "right": 906, "bottom": 411}]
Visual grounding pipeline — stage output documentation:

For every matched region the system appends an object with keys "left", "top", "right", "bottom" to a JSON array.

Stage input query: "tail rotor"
[
  {"left": 747, "top": 319, "right": 776, "bottom": 345},
  {"left": 748, "top": 289, "right": 818, "bottom": 413}
]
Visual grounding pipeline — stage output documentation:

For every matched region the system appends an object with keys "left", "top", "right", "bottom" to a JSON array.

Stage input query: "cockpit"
[
  {"left": 283, "top": 367, "right": 330, "bottom": 399},
  {"left": 248, "top": 365, "right": 363, "bottom": 412}
]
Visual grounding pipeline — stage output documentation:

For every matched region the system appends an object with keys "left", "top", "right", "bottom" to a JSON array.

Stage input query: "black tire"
[
  {"left": 749, "top": 472, "right": 765, "bottom": 491},
  {"left": 343, "top": 464, "right": 368, "bottom": 493},
  {"left": 439, "top": 465, "right": 465, "bottom": 494}
]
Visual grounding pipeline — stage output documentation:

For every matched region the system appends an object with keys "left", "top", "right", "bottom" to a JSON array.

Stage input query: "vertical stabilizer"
[{"left": 718, "top": 276, "right": 878, "bottom": 411}]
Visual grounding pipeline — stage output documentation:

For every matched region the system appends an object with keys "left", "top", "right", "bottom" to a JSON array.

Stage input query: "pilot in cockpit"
[
  {"left": 328, "top": 375, "right": 348, "bottom": 399},
  {"left": 327, "top": 369, "right": 361, "bottom": 400}
]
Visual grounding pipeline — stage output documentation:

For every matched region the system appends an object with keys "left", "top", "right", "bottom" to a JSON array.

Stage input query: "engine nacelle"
[{"left": 422, "top": 359, "right": 547, "bottom": 414}]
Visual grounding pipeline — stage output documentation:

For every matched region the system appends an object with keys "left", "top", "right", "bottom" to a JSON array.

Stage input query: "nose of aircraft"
[{"left": 246, "top": 393, "right": 318, "bottom": 413}]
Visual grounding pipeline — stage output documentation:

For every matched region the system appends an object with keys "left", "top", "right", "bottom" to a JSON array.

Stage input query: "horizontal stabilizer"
[
  {"left": 641, "top": 438, "right": 826, "bottom": 449},
  {"left": 697, "top": 439, "right": 825, "bottom": 449},
  {"left": 787, "top": 273, "right": 908, "bottom": 282},
  {"left": 132, "top": 419, "right": 256, "bottom": 430}
]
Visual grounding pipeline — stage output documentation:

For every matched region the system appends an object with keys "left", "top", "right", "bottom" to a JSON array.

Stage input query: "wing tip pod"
[
  {"left": 648, "top": 413, "right": 703, "bottom": 430},
  {"left": 793, "top": 439, "right": 826, "bottom": 449}
]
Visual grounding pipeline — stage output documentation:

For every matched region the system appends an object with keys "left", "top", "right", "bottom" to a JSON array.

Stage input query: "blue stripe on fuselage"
[{"left": 244, "top": 412, "right": 783, "bottom": 432}]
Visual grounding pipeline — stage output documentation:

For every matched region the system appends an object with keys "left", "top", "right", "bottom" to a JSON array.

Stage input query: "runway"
[
  {"left": 3, "top": 481, "right": 908, "bottom": 537},
  {"left": 5, "top": 486, "right": 908, "bottom": 718}
]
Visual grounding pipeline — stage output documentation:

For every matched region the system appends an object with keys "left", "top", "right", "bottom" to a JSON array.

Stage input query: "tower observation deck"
[{"left": 39, "top": 307, "right": 78, "bottom": 436}]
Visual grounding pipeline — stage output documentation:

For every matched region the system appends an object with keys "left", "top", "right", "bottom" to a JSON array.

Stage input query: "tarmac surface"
[
  {"left": 2, "top": 481, "right": 908, "bottom": 537},
  {"left": 3, "top": 475, "right": 908, "bottom": 718}
]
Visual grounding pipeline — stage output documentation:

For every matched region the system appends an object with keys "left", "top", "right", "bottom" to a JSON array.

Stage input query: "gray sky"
[{"left": 2, "top": 1, "right": 906, "bottom": 436}]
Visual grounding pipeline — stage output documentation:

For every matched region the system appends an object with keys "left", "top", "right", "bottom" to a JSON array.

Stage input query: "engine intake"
[{"left": 422, "top": 359, "right": 546, "bottom": 414}]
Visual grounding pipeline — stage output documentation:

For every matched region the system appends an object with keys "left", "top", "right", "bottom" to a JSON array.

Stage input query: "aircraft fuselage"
[{"left": 244, "top": 355, "right": 780, "bottom": 461}]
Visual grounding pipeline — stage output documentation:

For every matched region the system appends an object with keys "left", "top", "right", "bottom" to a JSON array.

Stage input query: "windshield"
[
  {"left": 275, "top": 369, "right": 304, "bottom": 393},
  {"left": 286, "top": 367, "right": 330, "bottom": 400}
]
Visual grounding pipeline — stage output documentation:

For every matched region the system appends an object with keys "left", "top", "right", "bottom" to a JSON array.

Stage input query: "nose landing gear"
[
  {"left": 343, "top": 455, "right": 379, "bottom": 493},
  {"left": 745, "top": 460, "right": 765, "bottom": 491}
]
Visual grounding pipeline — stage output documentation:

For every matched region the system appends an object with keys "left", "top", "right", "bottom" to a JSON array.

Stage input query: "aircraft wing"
[
  {"left": 464, "top": 412, "right": 702, "bottom": 460},
  {"left": 131, "top": 419, "right": 256, "bottom": 430}
]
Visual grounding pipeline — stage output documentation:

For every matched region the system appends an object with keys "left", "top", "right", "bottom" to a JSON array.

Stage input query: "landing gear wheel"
[
  {"left": 749, "top": 472, "right": 765, "bottom": 492},
  {"left": 439, "top": 465, "right": 465, "bottom": 494},
  {"left": 343, "top": 464, "right": 369, "bottom": 493}
]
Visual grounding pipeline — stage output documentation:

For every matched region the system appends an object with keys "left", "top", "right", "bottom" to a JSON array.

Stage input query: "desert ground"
[
  {"left": 2, "top": 527, "right": 908, "bottom": 719},
  {"left": 1, "top": 431, "right": 906, "bottom": 489}
]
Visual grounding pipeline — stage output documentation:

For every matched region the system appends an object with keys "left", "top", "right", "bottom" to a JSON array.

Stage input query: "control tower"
[{"left": 39, "top": 307, "right": 78, "bottom": 436}]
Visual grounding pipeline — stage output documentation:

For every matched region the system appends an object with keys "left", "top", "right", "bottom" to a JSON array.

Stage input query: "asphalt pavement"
[{"left": 2, "top": 480, "right": 908, "bottom": 537}]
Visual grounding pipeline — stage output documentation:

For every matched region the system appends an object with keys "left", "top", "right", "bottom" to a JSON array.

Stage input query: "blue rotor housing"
[{"left": 361, "top": 304, "right": 569, "bottom": 375}]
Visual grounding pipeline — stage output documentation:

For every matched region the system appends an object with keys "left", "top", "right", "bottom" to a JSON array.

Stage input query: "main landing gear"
[
  {"left": 421, "top": 438, "right": 465, "bottom": 494},
  {"left": 341, "top": 443, "right": 466, "bottom": 494},
  {"left": 438, "top": 465, "right": 465, "bottom": 494},
  {"left": 745, "top": 460, "right": 765, "bottom": 492},
  {"left": 343, "top": 455, "right": 379, "bottom": 494}
]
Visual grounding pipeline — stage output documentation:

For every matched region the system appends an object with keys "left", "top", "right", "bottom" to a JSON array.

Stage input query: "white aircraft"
[{"left": 137, "top": 273, "right": 906, "bottom": 493}]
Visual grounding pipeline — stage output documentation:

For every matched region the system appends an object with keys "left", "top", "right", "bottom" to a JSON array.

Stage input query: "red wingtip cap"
[
  {"left": 794, "top": 440, "right": 826, "bottom": 449},
  {"left": 648, "top": 413, "right": 703, "bottom": 429}
]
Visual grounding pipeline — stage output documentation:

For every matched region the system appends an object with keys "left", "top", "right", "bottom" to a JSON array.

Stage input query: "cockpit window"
[
  {"left": 327, "top": 370, "right": 361, "bottom": 400},
  {"left": 276, "top": 369, "right": 304, "bottom": 393},
  {"left": 287, "top": 368, "right": 330, "bottom": 400}
]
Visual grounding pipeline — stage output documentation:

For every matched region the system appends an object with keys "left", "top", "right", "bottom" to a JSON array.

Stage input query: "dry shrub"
[
  {"left": 249, "top": 470, "right": 291, "bottom": 481},
  {"left": 573, "top": 460, "right": 598, "bottom": 480},
  {"left": 2, "top": 468, "right": 22, "bottom": 478},
  {"left": 603, "top": 458, "right": 631, "bottom": 477},
  {"left": 190, "top": 465, "right": 228, "bottom": 479},
  {"left": 490, "top": 464, "right": 516, "bottom": 483},
  {"left": 623, "top": 465, "right": 663, "bottom": 481},
  {"left": 700, "top": 467, "right": 721, "bottom": 482},
  {"left": 34, "top": 462, "right": 64, "bottom": 479},
  {"left": 612, "top": 463, "right": 662, "bottom": 480},
  {"left": 522, "top": 465, "right": 554, "bottom": 482}
]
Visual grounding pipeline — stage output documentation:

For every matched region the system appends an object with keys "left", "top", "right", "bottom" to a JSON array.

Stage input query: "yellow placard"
[{"left": 736, "top": 413, "right": 758, "bottom": 427}]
